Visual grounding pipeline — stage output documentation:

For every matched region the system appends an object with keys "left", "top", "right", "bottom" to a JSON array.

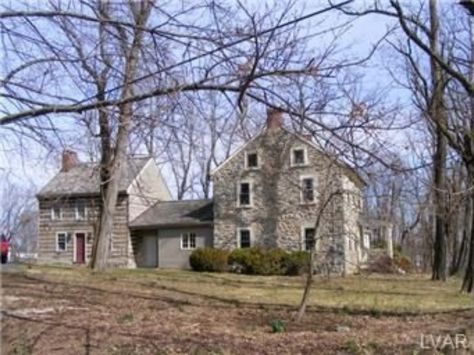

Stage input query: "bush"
[
  {"left": 189, "top": 248, "right": 229, "bottom": 272},
  {"left": 228, "top": 247, "right": 286, "bottom": 275},
  {"left": 281, "top": 251, "right": 310, "bottom": 276}
]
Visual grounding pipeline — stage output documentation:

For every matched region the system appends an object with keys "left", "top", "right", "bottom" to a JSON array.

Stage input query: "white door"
[{"left": 142, "top": 235, "right": 158, "bottom": 267}]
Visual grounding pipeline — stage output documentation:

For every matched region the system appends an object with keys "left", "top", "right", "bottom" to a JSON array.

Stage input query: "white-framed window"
[
  {"left": 181, "top": 232, "right": 197, "bottom": 250},
  {"left": 245, "top": 151, "right": 259, "bottom": 169},
  {"left": 51, "top": 205, "right": 62, "bottom": 220},
  {"left": 291, "top": 147, "right": 308, "bottom": 166},
  {"left": 302, "top": 227, "right": 316, "bottom": 251},
  {"left": 237, "top": 228, "right": 252, "bottom": 248},
  {"left": 300, "top": 177, "right": 315, "bottom": 204},
  {"left": 75, "top": 200, "right": 86, "bottom": 220},
  {"left": 238, "top": 181, "right": 252, "bottom": 207},
  {"left": 56, "top": 232, "right": 70, "bottom": 251}
]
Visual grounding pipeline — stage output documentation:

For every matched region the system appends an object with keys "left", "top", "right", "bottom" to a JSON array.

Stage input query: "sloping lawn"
[
  {"left": 24, "top": 264, "right": 474, "bottom": 314},
  {"left": 2, "top": 264, "right": 474, "bottom": 354}
]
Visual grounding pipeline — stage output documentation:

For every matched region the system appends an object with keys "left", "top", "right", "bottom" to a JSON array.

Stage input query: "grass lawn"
[
  {"left": 2, "top": 264, "right": 473, "bottom": 354},
  {"left": 26, "top": 264, "right": 474, "bottom": 314}
]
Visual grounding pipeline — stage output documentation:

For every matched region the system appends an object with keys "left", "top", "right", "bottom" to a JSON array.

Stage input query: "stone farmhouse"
[{"left": 37, "top": 109, "right": 370, "bottom": 273}]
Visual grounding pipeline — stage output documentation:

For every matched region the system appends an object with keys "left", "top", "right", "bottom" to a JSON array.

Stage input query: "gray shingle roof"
[
  {"left": 37, "top": 157, "right": 150, "bottom": 198},
  {"left": 130, "top": 199, "right": 213, "bottom": 228}
]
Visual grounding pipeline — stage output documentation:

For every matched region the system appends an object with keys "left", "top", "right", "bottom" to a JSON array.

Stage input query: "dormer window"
[
  {"left": 51, "top": 205, "right": 62, "bottom": 220},
  {"left": 238, "top": 181, "right": 252, "bottom": 206},
  {"left": 291, "top": 147, "right": 307, "bottom": 166},
  {"left": 246, "top": 152, "right": 259, "bottom": 169}
]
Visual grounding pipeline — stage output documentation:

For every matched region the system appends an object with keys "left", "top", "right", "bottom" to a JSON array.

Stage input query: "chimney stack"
[
  {"left": 61, "top": 149, "right": 78, "bottom": 172},
  {"left": 266, "top": 108, "right": 283, "bottom": 130}
]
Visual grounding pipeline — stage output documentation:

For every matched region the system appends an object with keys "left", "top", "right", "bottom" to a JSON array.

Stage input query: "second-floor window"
[
  {"left": 301, "top": 177, "right": 315, "bottom": 203},
  {"left": 238, "top": 182, "right": 251, "bottom": 206},
  {"left": 75, "top": 201, "right": 86, "bottom": 220},
  {"left": 51, "top": 205, "right": 62, "bottom": 220},
  {"left": 246, "top": 152, "right": 259, "bottom": 169}
]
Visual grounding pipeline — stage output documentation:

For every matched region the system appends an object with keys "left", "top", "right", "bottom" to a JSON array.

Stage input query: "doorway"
[{"left": 75, "top": 233, "right": 86, "bottom": 264}]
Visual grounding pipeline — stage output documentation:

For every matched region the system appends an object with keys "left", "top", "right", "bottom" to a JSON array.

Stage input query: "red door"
[{"left": 75, "top": 233, "right": 86, "bottom": 264}]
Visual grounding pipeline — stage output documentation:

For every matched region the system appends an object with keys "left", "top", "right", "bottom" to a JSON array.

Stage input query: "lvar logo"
[{"left": 420, "top": 334, "right": 471, "bottom": 350}]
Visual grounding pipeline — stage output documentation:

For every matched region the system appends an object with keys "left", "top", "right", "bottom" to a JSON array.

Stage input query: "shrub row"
[{"left": 189, "top": 247, "right": 309, "bottom": 275}]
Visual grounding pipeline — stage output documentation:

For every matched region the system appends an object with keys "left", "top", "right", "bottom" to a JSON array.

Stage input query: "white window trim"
[
  {"left": 299, "top": 175, "right": 316, "bottom": 205},
  {"left": 300, "top": 225, "right": 318, "bottom": 251},
  {"left": 180, "top": 232, "right": 197, "bottom": 250},
  {"left": 51, "top": 205, "right": 63, "bottom": 221},
  {"left": 56, "top": 231, "right": 69, "bottom": 252},
  {"left": 237, "top": 180, "right": 253, "bottom": 208},
  {"left": 244, "top": 151, "right": 260, "bottom": 170},
  {"left": 290, "top": 146, "right": 309, "bottom": 167},
  {"left": 73, "top": 231, "right": 89, "bottom": 263},
  {"left": 237, "top": 227, "right": 252, "bottom": 248},
  {"left": 75, "top": 202, "right": 87, "bottom": 221}
]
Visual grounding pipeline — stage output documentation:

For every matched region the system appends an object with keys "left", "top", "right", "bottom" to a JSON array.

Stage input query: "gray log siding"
[
  {"left": 213, "top": 128, "right": 363, "bottom": 274},
  {"left": 37, "top": 195, "right": 130, "bottom": 266}
]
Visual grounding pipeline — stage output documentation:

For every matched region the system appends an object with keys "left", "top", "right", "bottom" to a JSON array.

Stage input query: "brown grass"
[{"left": 1, "top": 264, "right": 473, "bottom": 354}]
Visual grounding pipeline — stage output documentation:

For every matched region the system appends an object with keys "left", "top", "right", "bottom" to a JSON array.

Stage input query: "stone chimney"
[
  {"left": 61, "top": 149, "right": 78, "bottom": 172},
  {"left": 266, "top": 108, "right": 283, "bottom": 130},
  {"left": 302, "top": 133, "right": 313, "bottom": 141}
]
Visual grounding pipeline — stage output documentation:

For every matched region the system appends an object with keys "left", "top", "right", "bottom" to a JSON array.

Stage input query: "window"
[
  {"left": 303, "top": 228, "right": 315, "bottom": 251},
  {"left": 181, "top": 232, "right": 197, "bottom": 250},
  {"left": 246, "top": 152, "right": 259, "bottom": 169},
  {"left": 292, "top": 148, "right": 306, "bottom": 166},
  {"left": 56, "top": 232, "right": 70, "bottom": 251},
  {"left": 238, "top": 182, "right": 251, "bottom": 206},
  {"left": 301, "top": 178, "right": 315, "bottom": 203},
  {"left": 51, "top": 205, "right": 62, "bottom": 220},
  {"left": 239, "top": 229, "right": 251, "bottom": 248},
  {"left": 75, "top": 201, "right": 86, "bottom": 220}
]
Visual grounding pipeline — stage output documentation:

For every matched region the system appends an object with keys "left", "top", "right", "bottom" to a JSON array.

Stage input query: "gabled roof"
[
  {"left": 37, "top": 156, "right": 151, "bottom": 198},
  {"left": 209, "top": 129, "right": 264, "bottom": 176},
  {"left": 210, "top": 126, "right": 366, "bottom": 187},
  {"left": 129, "top": 199, "right": 213, "bottom": 229}
]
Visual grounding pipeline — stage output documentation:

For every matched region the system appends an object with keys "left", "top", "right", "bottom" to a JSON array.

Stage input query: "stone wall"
[{"left": 212, "top": 126, "right": 363, "bottom": 273}]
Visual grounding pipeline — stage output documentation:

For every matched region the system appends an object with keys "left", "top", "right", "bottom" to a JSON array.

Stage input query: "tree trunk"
[
  {"left": 450, "top": 196, "right": 471, "bottom": 275},
  {"left": 90, "top": 1, "right": 152, "bottom": 271},
  {"left": 429, "top": 0, "right": 447, "bottom": 281},
  {"left": 296, "top": 249, "right": 314, "bottom": 322},
  {"left": 461, "top": 167, "right": 474, "bottom": 293}
]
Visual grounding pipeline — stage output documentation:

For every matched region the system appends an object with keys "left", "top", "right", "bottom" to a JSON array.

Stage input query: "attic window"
[
  {"left": 292, "top": 148, "right": 307, "bottom": 166},
  {"left": 246, "top": 152, "right": 259, "bottom": 169}
]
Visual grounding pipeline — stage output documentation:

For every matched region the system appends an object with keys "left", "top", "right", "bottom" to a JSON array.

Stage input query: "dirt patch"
[{"left": 1, "top": 272, "right": 473, "bottom": 354}]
